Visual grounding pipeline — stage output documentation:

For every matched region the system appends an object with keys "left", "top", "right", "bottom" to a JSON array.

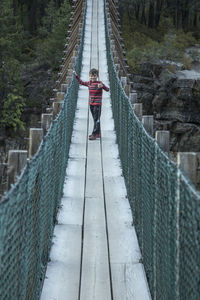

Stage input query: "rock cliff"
[{"left": 131, "top": 62, "right": 200, "bottom": 152}]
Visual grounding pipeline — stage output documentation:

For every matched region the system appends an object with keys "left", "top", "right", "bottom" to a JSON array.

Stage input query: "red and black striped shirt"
[{"left": 75, "top": 75, "right": 109, "bottom": 106}]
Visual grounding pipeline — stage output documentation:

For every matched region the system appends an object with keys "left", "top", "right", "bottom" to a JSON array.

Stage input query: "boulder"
[
  {"left": 139, "top": 62, "right": 163, "bottom": 78},
  {"left": 131, "top": 61, "right": 200, "bottom": 152},
  {"left": 170, "top": 122, "right": 200, "bottom": 152},
  {"left": 140, "top": 92, "right": 154, "bottom": 114}
]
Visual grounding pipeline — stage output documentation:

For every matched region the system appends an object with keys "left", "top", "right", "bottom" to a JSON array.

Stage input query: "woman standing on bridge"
[{"left": 73, "top": 68, "right": 109, "bottom": 140}]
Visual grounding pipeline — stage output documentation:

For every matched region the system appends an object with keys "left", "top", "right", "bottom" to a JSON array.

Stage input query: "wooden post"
[
  {"left": 155, "top": 130, "right": 170, "bottom": 153},
  {"left": 53, "top": 101, "right": 64, "bottom": 118},
  {"left": 111, "top": 45, "right": 116, "bottom": 52},
  {"left": 46, "top": 107, "right": 53, "bottom": 113},
  {"left": 66, "top": 76, "right": 72, "bottom": 86},
  {"left": 114, "top": 56, "right": 119, "bottom": 64},
  {"left": 78, "top": 27, "right": 82, "bottom": 35},
  {"left": 61, "top": 84, "right": 68, "bottom": 93},
  {"left": 177, "top": 152, "right": 198, "bottom": 185},
  {"left": 7, "top": 150, "right": 28, "bottom": 188},
  {"left": 71, "top": 57, "right": 76, "bottom": 64},
  {"left": 73, "top": 49, "right": 78, "bottom": 57},
  {"left": 113, "top": 50, "right": 117, "bottom": 58},
  {"left": 121, "top": 76, "right": 127, "bottom": 88},
  {"left": 124, "top": 84, "right": 130, "bottom": 96},
  {"left": 56, "top": 92, "right": 65, "bottom": 101},
  {"left": 68, "top": 62, "right": 74, "bottom": 69},
  {"left": 119, "top": 69, "right": 124, "bottom": 78},
  {"left": 142, "top": 116, "right": 154, "bottom": 136},
  {"left": 41, "top": 113, "right": 53, "bottom": 135},
  {"left": 133, "top": 103, "right": 142, "bottom": 120},
  {"left": 129, "top": 92, "right": 137, "bottom": 104},
  {"left": 29, "top": 128, "right": 43, "bottom": 158},
  {"left": 115, "top": 64, "right": 120, "bottom": 71},
  {"left": 68, "top": 69, "right": 73, "bottom": 76},
  {"left": 108, "top": 24, "right": 112, "bottom": 33}
]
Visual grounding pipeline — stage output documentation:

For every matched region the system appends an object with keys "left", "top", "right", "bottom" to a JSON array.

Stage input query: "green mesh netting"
[
  {"left": 0, "top": 3, "right": 86, "bottom": 299},
  {"left": 104, "top": 1, "right": 200, "bottom": 299}
]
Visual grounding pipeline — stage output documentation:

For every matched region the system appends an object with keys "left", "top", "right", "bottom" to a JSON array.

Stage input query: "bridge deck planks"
[
  {"left": 98, "top": 0, "right": 151, "bottom": 297},
  {"left": 40, "top": 0, "right": 151, "bottom": 299},
  {"left": 40, "top": 224, "right": 82, "bottom": 299},
  {"left": 80, "top": 111, "right": 111, "bottom": 299},
  {"left": 101, "top": 102, "right": 151, "bottom": 300},
  {"left": 40, "top": 50, "right": 89, "bottom": 300}
]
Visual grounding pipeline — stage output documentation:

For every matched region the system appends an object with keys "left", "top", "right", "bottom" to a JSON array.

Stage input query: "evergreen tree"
[
  {"left": 0, "top": 0, "right": 25, "bottom": 130},
  {"left": 119, "top": 0, "right": 200, "bottom": 31},
  {"left": 37, "top": 0, "right": 71, "bottom": 69},
  {"left": 0, "top": 0, "right": 71, "bottom": 130}
]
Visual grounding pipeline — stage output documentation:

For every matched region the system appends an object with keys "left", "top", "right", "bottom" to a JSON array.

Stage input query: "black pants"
[{"left": 90, "top": 105, "right": 101, "bottom": 135}]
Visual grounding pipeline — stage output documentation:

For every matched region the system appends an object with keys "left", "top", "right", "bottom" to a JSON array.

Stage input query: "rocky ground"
[{"left": 130, "top": 59, "right": 200, "bottom": 153}]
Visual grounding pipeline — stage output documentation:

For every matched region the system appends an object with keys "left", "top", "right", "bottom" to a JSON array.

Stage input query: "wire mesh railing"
[
  {"left": 0, "top": 3, "right": 86, "bottom": 300},
  {"left": 104, "top": 1, "right": 200, "bottom": 299}
]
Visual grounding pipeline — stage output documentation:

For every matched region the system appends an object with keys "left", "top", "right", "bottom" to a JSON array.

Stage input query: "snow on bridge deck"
[{"left": 40, "top": 0, "right": 151, "bottom": 299}]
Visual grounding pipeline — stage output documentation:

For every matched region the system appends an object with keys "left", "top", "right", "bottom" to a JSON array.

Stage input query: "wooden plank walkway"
[{"left": 40, "top": 0, "right": 151, "bottom": 299}]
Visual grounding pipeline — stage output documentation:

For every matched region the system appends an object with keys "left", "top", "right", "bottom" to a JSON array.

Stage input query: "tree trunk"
[
  {"left": 141, "top": 3, "right": 146, "bottom": 25},
  {"left": 176, "top": 0, "right": 181, "bottom": 30},
  {"left": 155, "top": 0, "right": 162, "bottom": 27},
  {"left": 55, "top": 0, "right": 62, "bottom": 8},
  {"left": 40, "top": 2, "right": 46, "bottom": 18},
  {"left": 135, "top": 3, "right": 140, "bottom": 21},
  {"left": 29, "top": 0, "right": 37, "bottom": 33},
  {"left": 148, "top": 0, "right": 154, "bottom": 28},
  {"left": 193, "top": 11, "right": 197, "bottom": 27},
  {"left": 181, "top": 0, "right": 189, "bottom": 31},
  {"left": 13, "top": 0, "right": 17, "bottom": 16}
]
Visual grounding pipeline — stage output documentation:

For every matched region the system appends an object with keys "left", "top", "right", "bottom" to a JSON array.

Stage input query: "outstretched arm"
[
  {"left": 73, "top": 71, "right": 89, "bottom": 87},
  {"left": 98, "top": 82, "right": 109, "bottom": 91}
]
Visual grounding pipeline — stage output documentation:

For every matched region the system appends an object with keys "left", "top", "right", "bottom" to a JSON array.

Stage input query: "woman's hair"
[{"left": 89, "top": 68, "right": 99, "bottom": 76}]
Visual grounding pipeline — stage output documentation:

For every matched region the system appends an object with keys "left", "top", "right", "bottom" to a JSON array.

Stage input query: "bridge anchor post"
[
  {"left": 129, "top": 92, "right": 137, "bottom": 105},
  {"left": 142, "top": 115, "right": 154, "bottom": 136},
  {"left": 7, "top": 150, "right": 28, "bottom": 189},
  {"left": 177, "top": 152, "right": 198, "bottom": 185},
  {"left": 29, "top": 128, "right": 43, "bottom": 158},
  {"left": 155, "top": 130, "right": 170, "bottom": 153},
  {"left": 52, "top": 101, "right": 64, "bottom": 118},
  {"left": 41, "top": 114, "right": 53, "bottom": 135},
  {"left": 133, "top": 103, "right": 143, "bottom": 120},
  {"left": 56, "top": 92, "right": 65, "bottom": 101}
]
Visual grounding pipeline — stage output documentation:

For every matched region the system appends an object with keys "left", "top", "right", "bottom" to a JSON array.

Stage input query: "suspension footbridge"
[
  {"left": 40, "top": 0, "right": 150, "bottom": 299},
  {"left": 0, "top": 0, "right": 200, "bottom": 299}
]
